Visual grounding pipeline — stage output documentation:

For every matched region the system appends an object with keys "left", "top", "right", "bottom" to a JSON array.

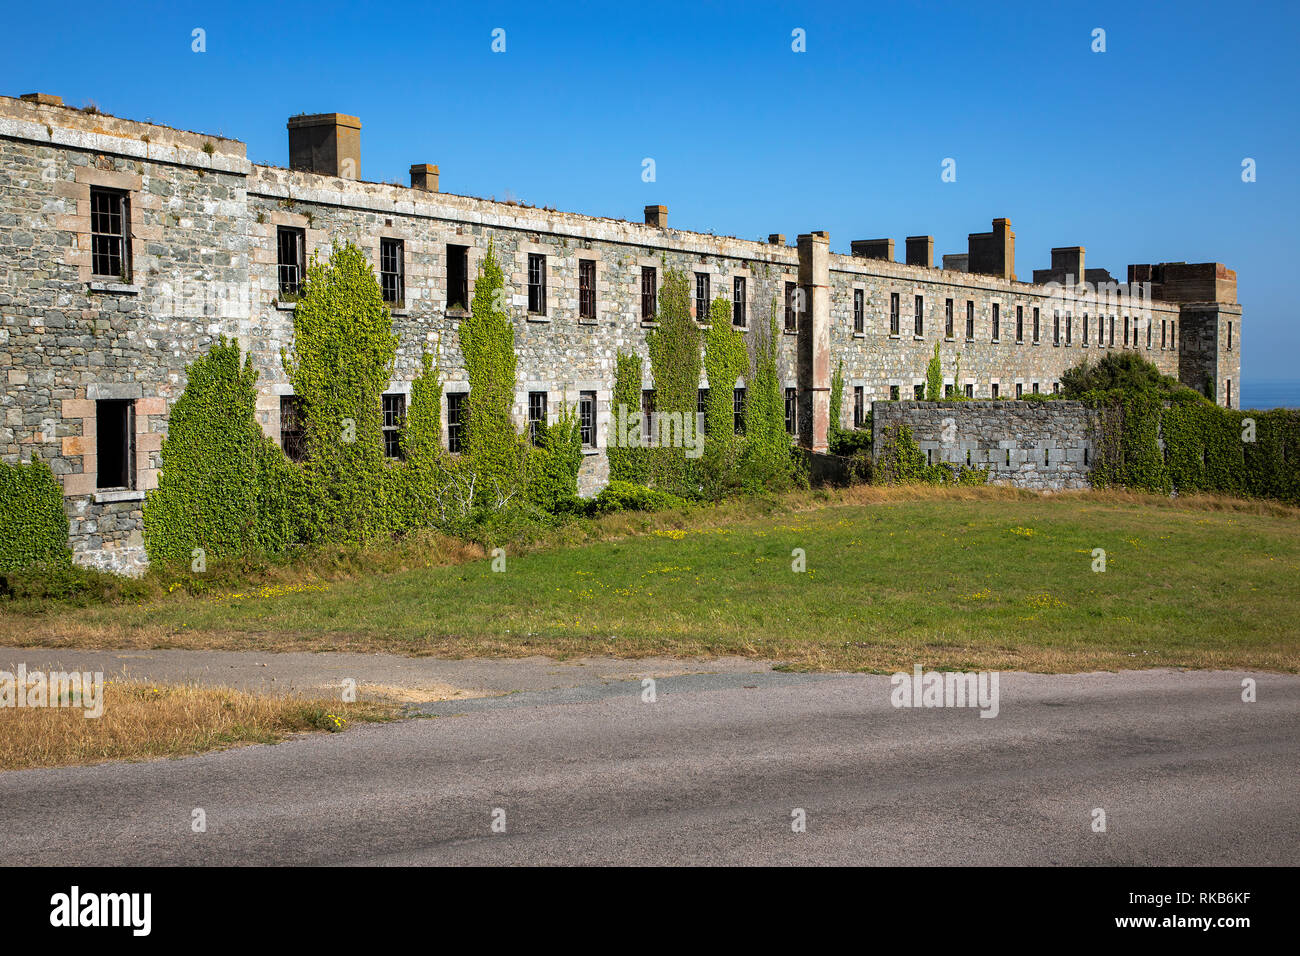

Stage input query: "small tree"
[
  {"left": 925, "top": 342, "right": 943, "bottom": 401},
  {"left": 829, "top": 360, "right": 846, "bottom": 443}
]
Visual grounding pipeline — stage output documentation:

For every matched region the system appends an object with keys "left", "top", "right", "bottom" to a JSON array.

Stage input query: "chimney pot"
[
  {"left": 644, "top": 204, "right": 667, "bottom": 228},
  {"left": 905, "top": 236, "right": 935, "bottom": 269},
  {"left": 768, "top": 233, "right": 786, "bottom": 245},
  {"left": 851, "top": 239, "right": 895, "bottom": 262}
]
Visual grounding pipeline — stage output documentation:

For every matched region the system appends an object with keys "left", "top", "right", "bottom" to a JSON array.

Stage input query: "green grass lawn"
[{"left": 6, "top": 488, "right": 1298, "bottom": 672}]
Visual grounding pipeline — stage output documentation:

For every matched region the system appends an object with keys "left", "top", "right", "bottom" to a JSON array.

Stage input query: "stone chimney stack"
[
  {"left": 20, "top": 93, "right": 63, "bottom": 106},
  {"left": 287, "top": 113, "right": 362, "bottom": 180},
  {"left": 968, "top": 217, "right": 1015, "bottom": 280},
  {"left": 768, "top": 234, "right": 786, "bottom": 245},
  {"left": 644, "top": 204, "right": 667, "bottom": 228},
  {"left": 905, "top": 236, "right": 934, "bottom": 268},
  {"left": 410, "top": 164, "right": 439, "bottom": 192},
  {"left": 851, "top": 239, "right": 894, "bottom": 261}
]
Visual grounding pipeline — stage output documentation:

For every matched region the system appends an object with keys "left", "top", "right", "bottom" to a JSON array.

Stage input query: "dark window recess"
[
  {"left": 785, "top": 281, "right": 798, "bottom": 331},
  {"left": 945, "top": 299, "right": 954, "bottom": 339},
  {"left": 279, "top": 396, "right": 307, "bottom": 463},
  {"left": 965, "top": 383, "right": 974, "bottom": 399},
  {"left": 965, "top": 301, "right": 975, "bottom": 340},
  {"left": 277, "top": 227, "right": 305, "bottom": 297},
  {"left": 1054, "top": 312, "right": 1061, "bottom": 346},
  {"left": 991, "top": 383, "right": 999, "bottom": 399},
  {"left": 90, "top": 187, "right": 130, "bottom": 280},
  {"left": 446, "top": 392, "right": 466, "bottom": 453},
  {"left": 528, "top": 391, "right": 547, "bottom": 444},
  {"left": 890, "top": 293, "right": 900, "bottom": 336},
  {"left": 1227, "top": 321, "right": 1233, "bottom": 350},
  {"left": 641, "top": 389, "right": 655, "bottom": 442},
  {"left": 96, "top": 399, "right": 134, "bottom": 489},
  {"left": 784, "top": 387, "right": 797, "bottom": 435},
  {"left": 1016, "top": 383, "right": 1023, "bottom": 399},
  {"left": 1109, "top": 315, "right": 1116, "bottom": 346},
  {"left": 733, "top": 277, "right": 746, "bottom": 327},
  {"left": 695, "top": 272, "right": 710, "bottom": 322},
  {"left": 1147, "top": 321, "right": 1153, "bottom": 349},
  {"left": 914, "top": 384, "right": 924, "bottom": 400},
  {"left": 733, "top": 387, "right": 746, "bottom": 434},
  {"left": 578, "top": 259, "right": 596, "bottom": 320},
  {"left": 991, "top": 303, "right": 1000, "bottom": 341},
  {"left": 697, "top": 388, "right": 709, "bottom": 434},
  {"left": 1016, "top": 305, "right": 1023, "bottom": 343},
  {"left": 1083, "top": 314, "right": 1090, "bottom": 345},
  {"left": 1033, "top": 308, "right": 1041, "bottom": 343},
  {"left": 853, "top": 386, "right": 864, "bottom": 427},
  {"left": 382, "top": 393, "right": 406, "bottom": 459},
  {"left": 914, "top": 295, "right": 924, "bottom": 336},
  {"left": 853, "top": 289, "right": 864, "bottom": 333},
  {"left": 889, "top": 385, "right": 900, "bottom": 401},
  {"left": 380, "top": 238, "right": 405, "bottom": 306},
  {"left": 579, "top": 391, "right": 596, "bottom": 447},
  {"left": 1124, "top": 316, "right": 1130, "bottom": 346},
  {"left": 527, "top": 253, "right": 547, "bottom": 314},
  {"left": 641, "top": 267, "right": 657, "bottom": 321},
  {"left": 1066, "top": 313, "right": 1072, "bottom": 345},
  {"left": 446, "top": 244, "right": 470, "bottom": 311}
]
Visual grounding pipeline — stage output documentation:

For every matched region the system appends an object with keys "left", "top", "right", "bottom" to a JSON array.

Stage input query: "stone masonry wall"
[
  {"left": 0, "top": 93, "right": 1236, "bottom": 570},
  {"left": 871, "top": 400, "right": 1099, "bottom": 490}
]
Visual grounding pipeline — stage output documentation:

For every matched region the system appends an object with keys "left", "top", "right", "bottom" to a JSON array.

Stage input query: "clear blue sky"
[{"left": 4, "top": 0, "right": 1297, "bottom": 381}]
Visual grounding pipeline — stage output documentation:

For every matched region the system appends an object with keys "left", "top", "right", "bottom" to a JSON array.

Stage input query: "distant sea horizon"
[{"left": 1241, "top": 380, "right": 1300, "bottom": 410}]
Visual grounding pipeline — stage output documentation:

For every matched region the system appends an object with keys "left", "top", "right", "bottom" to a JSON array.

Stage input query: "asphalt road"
[{"left": 1, "top": 668, "right": 1296, "bottom": 865}]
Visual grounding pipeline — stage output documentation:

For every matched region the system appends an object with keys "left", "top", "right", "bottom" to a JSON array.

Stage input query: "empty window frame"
[
  {"left": 853, "top": 386, "right": 864, "bottom": 427},
  {"left": 697, "top": 388, "right": 709, "bottom": 434},
  {"left": 1053, "top": 311, "right": 1061, "bottom": 346},
  {"left": 733, "top": 387, "right": 746, "bottom": 434},
  {"left": 578, "top": 259, "right": 597, "bottom": 321},
  {"left": 965, "top": 301, "right": 975, "bottom": 340},
  {"left": 380, "top": 238, "right": 405, "bottom": 306},
  {"left": 1227, "top": 321, "right": 1233, "bottom": 351},
  {"left": 1162, "top": 320, "right": 1167, "bottom": 349},
  {"left": 641, "top": 266, "right": 657, "bottom": 321},
  {"left": 784, "top": 387, "right": 797, "bottom": 435},
  {"left": 527, "top": 253, "right": 547, "bottom": 315},
  {"left": 1227, "top": 379, "right": 1233, "bottom": 407},
  {"left": 277, "top": 226, "right": 305, "bottom": 297},
  {"left": 446, "top": 392, "right": 466, "bottom": 453},
  {"left": 732, "top": 277, "right": 747, "bottom": 327},
  {"left": 1147, "top": 320, "right": 1153, "bottom": 349},
  {"left": 964, "top": 383, "right": 974, "bottom": 399},
  {"left": 1124, "top": 315, "right": 1130, "bottom": 346},
  {"left": 1170, "top": 322, "right": 1176, "bottom": 351},
  {"left": 1083, "top": 313, "right": 1089, "bottom": 345},
  {"left": 695, "top": 272, "right": 710, "bottom": 322},
  {"left": 945, "top": 298, "right": 954, "bottom": 339},
  {"left": 1109, "top": 315, "right": 1116, "bottom": 346},
  {"left": 527, "top": 391, "right": 548, "bottom": 444},
  {"left": 991, "top": 303, "right": 1000, "bottom": 341},
  {"left": 280, "top": 395, "right": 307, "bottom": 462},
  {"left": 579, "top": 391, "right": 596, "bottom": 448},
  {"left": 889, "top": 385, "right": 900, "bottom": 401},
  {"left": 90, "top": 187, "right": 131, "bottom": 280},
  {"left": 641, "top": 388, "right": 655, "bottom": 440},
  {"left": 890, "top": 293, "right": 901, "bottom": 336},
  {"left": 1032, "top": 307, "right": 1041, "bottom": 344},
  {"left": 1015, "top": 383, "right": 1023, "bottom": 399},
  {"left": 991, "top": 383, "right": 999, "bottom": 399},
  {"left": 382, "top": 393, "right": 406, "bottom": 459},
  {"left": 1015, "top": 305, "right": 1024, "bottom": 343},
  {"left": 914, "top": 384, "right": 925, "bottom": 400},
  {"left": 785, "top": 281, "right": 799, "bottom": 331},
  {"left": 96, "top": 399, "right": 135, "bottom": 489},
  {"left": 1065, "top": 312, "right": 1072, "bottom": 346},
  {"left": 914, "top": 295, "right": 924, "bottom": 337},
  {"left": 853, "top": 289, "right": 864, "bottom": 333},
  {"left": 446, "top": 244, "right": 470, "bottom": 311}
]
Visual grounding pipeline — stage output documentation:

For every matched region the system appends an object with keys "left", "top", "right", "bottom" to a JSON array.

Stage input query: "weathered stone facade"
[
  {"left": 872, "top": 400, "right": 1099, "bottom": 491},
  {"left": 0, "top": 94, "right": 1241, "bottom": 571}
]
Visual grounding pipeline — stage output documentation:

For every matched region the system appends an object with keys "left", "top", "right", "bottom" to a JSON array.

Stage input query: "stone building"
[{"left": 0, "top": 93, "right": 1243, "bottom": 572}]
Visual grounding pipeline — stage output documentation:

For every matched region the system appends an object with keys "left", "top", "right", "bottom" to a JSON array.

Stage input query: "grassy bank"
[
  {"left": 2, "top": 486, "right": 1297, "bottom": 672},
  {"left": 0, "top": 681, "right": 393, "bottom": 771}
]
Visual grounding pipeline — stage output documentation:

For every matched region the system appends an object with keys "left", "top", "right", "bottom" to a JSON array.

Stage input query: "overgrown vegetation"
[
  {"left": 0, "top": 458, "right": 71, "bottom": 573},
  {"left": 874, "top": 424, "right": 987, "bottom": 486}
]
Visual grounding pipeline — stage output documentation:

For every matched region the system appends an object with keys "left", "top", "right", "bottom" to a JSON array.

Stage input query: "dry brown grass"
[{"left": 0, "top": 681, "right": 393, "bottom": 772}]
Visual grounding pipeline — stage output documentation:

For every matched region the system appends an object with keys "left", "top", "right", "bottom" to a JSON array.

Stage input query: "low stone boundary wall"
[{"left": 871, "top": 400, "right": 1098, "bottom": 490}]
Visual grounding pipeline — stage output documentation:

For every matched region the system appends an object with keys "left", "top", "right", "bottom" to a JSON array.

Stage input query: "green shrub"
[
  {"left": 874, "top": 424, "right": 987, "bottom": 486},
  {"left": 0, "top": 458, "right": 71, "bottom": 572},
  {"left": 526, "top": 402, "right": 583, "bottom": 513},
  {"left": 591, "top": 480, "right": 688, "bottom": 515},
  {"left": 609, "top": 351, "right": 649, "bottom": 484}
]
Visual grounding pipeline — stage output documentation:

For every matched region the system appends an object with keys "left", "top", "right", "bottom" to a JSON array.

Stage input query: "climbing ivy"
[
  {"left": 0, "top": 457, "right": 71, "bottom": 572},
  {"left": 829, "top": 360, "right": 846, "bottom": 444},
  {"left": 144, "top": 336, "right": 306, "bottom": 566},
  {"left": 281, "top": 240, "right": 397, "bottom": 542},
  {"left": 926, "top": 342, "right": 942, "bottom": 401},
  {"left": 609, "top": 351, "right": 649, "bottom": 484},
  {"left": 458, "top": 239, "right": 528, "bottom": 504},
  {"left": 738, "top": 307, "right": 799, "bottom": 492},
  {"left": 701, "top": 296, "right": 747, "bottom": 497},
  {"left": 645, "top": 265, "right": 702, "bottom": 493},
  {"left": 874, "top": 424, "right": 987, "bottom": 486}
]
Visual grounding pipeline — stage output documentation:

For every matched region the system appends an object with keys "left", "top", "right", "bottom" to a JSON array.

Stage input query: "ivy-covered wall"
[{"left": 0, "top": 458, "right": 72, "bottom": 572}]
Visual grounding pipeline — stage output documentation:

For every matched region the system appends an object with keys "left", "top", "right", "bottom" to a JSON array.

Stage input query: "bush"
[
  {"left": 591, "top": 480, "right": 689, "bottom": 515},
  {"left": 0, "top": 458, "right": 71, "bottom": 572}
]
